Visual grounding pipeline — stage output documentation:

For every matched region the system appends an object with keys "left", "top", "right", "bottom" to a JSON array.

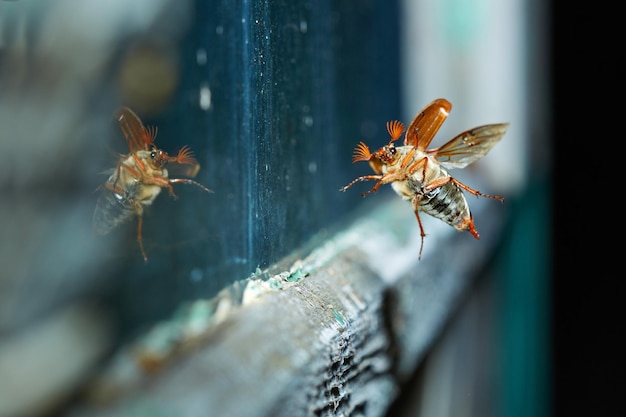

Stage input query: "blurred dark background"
[{"left": 550, "top": 1, "right": 623, "bottom": 416}]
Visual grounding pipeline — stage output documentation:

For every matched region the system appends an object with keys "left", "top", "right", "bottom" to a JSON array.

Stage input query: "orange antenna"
[
  {"left": 352, "top": 142, "right": 372, "bottom": 163},
  {"left": 145, "top": 125, "right": 158, "bottom": 144},
  {"left": 386, "top": 120, "right": 405, "bottom": 141},
  {"left": 173, "top": 145, "right": 198, "bottom": 165}
]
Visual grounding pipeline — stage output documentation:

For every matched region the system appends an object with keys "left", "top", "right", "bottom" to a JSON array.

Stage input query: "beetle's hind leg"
[{"left": 411, "top": 195, "right": 427, "bottom": 260}]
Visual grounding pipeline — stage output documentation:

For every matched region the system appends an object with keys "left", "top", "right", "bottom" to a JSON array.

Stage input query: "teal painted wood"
[{"left": 68, "top": 188, "right": 506, "bottom": 417}]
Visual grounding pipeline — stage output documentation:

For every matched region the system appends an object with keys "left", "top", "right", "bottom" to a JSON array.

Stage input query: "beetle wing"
[
  {"left": 404, "top": 98, "right": 452, "bottom": 150},
  {"left": 428, "top": 123, "right": 509, "bottom": 169},
  {"left": 117, "top": 107, "right": 156, "bottom": 152}
]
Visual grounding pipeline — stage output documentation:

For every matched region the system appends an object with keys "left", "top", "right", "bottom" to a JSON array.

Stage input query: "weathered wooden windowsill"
[{"left": 70, "top": 189, "right": 505, "bottom": 417}]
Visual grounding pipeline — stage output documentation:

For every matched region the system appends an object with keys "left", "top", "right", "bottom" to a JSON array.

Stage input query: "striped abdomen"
[
  {"left": 416, "top": 180, "right": 471, "bottom": 231},
  {"left": 92, "top": 183, "right": 140, "bottom": 235}
]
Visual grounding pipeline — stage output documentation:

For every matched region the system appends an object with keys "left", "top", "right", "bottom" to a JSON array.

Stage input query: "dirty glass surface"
[
  {"left": 115, "top": 0, "right": 402, "bottom": 337},
  {"left": 1, "top": 0, "right": 401, "bottom": 341}
]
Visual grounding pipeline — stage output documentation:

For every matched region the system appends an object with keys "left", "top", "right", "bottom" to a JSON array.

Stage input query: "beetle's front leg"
[
  {"left": 141, "top": 174, "right": 179, "bottom": 199},
  {"left": 340, "top": 174, "right": 383, "bottom": 194},
  {"left": 169, "top": 178, "right": 214, "bottom": 194}
]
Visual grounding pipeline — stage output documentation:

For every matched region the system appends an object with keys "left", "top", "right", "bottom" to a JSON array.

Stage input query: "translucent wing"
[
  {"left": 428, "top": 123, "right": 509, "bottom": 169},
  {"left": 116, "top": 107, "right": 156, "bottom": 152},
  {"left": 404, "top": 98, "right": 452, "bottom": 150}
]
